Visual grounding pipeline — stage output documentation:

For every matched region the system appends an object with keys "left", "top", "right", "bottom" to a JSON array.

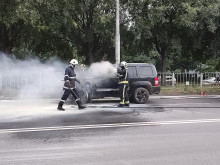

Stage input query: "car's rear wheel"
[{"left": 133, "top": 87, "right": 149, "bottom": 104}]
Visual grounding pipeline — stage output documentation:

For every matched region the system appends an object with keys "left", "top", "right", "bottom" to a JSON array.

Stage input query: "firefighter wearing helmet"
[
  {"left": 57, "top": 59, "right": 86, "bottom": 110},
  {"left": 117, "top": 61, "right": 130, "bottom": 107}
]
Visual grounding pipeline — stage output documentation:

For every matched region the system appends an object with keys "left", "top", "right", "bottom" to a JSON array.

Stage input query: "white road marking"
[{"left": 1, "top": 119, "right": 220, "bottom": 134}]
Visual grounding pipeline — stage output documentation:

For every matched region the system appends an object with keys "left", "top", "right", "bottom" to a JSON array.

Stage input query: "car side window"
[
  {"left": 127, "top": 66, "right": 137, "bottom": 78},
  {"left": 139, "top": 66, "right": 154, "bottom": 77}
]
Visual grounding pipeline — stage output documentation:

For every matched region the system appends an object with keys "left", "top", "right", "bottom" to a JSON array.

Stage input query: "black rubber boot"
[
  {"left": 76, "top": 100, "right": 86, "bottom": 110},
  {"left": 117, "top": 104, "right": 124, "bottom": 107},
  {"left": 57, "top": 102, "right": 65, "bottom": 111},
  {"left": 124, "top": 104, "right": 130, "bottom": 107}
]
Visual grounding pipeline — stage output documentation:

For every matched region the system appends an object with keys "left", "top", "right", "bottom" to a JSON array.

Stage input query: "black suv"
[{"left": 77, "top": 63, "right": 160, "bottom": 104}]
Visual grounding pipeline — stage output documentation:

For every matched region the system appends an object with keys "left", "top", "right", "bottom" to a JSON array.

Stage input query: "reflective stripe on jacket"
[{"left": 118, "top": 68, "right": 129, "bottom": 84}]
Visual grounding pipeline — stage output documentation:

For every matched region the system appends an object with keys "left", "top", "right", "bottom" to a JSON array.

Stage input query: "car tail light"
[{"left": 155, "top": 77, "right": 159, "bottom": 86}]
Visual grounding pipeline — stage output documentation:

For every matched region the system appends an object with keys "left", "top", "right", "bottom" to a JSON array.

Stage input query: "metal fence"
[
  {"left": 0, "top": 72, "right": 43, "bottom": 90},
  {"left": 158, "top": 72, "right": 220, "bottom": 87},
  {"left": 0, "top": 71, "right": 64, "bottom": 91},
  {"left": 0, "top": 72, "right": 220, "bottom": 91},
  {"left": 0, "top": 71, "right": 65, "bottom": 98}
]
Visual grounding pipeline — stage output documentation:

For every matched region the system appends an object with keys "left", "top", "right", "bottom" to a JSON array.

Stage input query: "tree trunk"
[
  {"left": 161, "top": 48, "right": 167, "bottom": 73},
  {"left": 88, "top": 42, "right": 93, "bottom": 64},
  {"left": 161, "top": 48, "right": 167, "bottom": 86},
  {"left": 155, "top": 43, "right": 168, "bottom": 86},
  {"left": 155, "top": 40, "right": 168, "bottom": 73},
  {"left": 0, "top": 24, "right": 13, "bottom": 54}
]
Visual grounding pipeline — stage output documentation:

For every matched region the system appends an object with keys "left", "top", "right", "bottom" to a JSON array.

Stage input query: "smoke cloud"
[
  {"left": 88, "top": 61, "right": 117, "bottom": 78},
  {"left": 0, "top": 53, "right": 117, "bottom": 99},
  {"left": 0, "top": 53, "right": 66, "bottom": 99}
]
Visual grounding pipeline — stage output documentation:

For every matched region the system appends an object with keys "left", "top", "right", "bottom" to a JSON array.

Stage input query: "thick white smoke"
[
  {"left": 78, "top": 61, "right": 118, "bottom": 90},
  {"left": 0, "top": 53, "right": 66, "bottom": 99},
  {"left": 88, "top": 61, "right": 117, "bottom": 78},
  {"left": 0, "top": 53, "right": 118, "bottom": 99}
]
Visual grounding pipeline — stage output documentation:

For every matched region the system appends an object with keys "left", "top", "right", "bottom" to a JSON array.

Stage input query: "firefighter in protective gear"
[
  {"left": 117, "top": 61, "right": 129, "bottom": 107},
  {"left": 57, "top": 59, "right": 86, "bottom": 110}
]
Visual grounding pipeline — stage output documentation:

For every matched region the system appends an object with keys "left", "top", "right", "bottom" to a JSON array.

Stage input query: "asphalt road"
[{"left": 0, "top": 95, "right": 220, "bottom": 165}]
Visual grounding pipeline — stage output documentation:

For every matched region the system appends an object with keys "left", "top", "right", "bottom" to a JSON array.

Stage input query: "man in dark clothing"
[
  {"left": 117, "top": 61, "right": 129, "bottom": 107},
  {"left": 57, "top": 59, "right": 86, "bottom": 111}
]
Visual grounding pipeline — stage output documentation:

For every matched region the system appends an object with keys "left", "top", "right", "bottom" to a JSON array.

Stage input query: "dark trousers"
[
  {"left": 61, "top": 88, "right": 79, "bottom": 102},
  {"left": 58, "top": 88, "right": 82, "bottom": 107},
  {"left": 119, "top": 84, "right": 129, "bottom": 104}
]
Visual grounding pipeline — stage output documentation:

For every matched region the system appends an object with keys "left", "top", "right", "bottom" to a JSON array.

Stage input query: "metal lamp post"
[{"left": 115, "top": 0, "right": 120, "bottom": 65}]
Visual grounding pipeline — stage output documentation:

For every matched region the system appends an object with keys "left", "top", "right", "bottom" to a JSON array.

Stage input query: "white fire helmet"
[
  {"left": 70, "top": 59, "right": 78, "bottom": 65},
  {"left": 120, "top": 61, "right": 127, "bottom": 69}
]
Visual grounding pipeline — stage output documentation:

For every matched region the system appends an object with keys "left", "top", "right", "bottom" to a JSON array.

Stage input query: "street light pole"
[{"left": 115, "top": 0, "right": 120, "bottom": 65}]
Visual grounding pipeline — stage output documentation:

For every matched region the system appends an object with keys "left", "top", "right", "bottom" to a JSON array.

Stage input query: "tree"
[
  {"left": 179, "top": 1, "right": 220, "bottom": 66},
  {"left": 127, "top": 0, "right": 220, "bottom": 72},
  {"left": 1, "top": 0, "right": 219, "bottom": 70},
  {"left": 63, "top": 0, "right": 116, "bottom": 64},
  {"left": 0, "top": 0, "right": 24, "bottom": 54},
  {"left": 18, "top": 0, "right": 117, "bottom": 64}
]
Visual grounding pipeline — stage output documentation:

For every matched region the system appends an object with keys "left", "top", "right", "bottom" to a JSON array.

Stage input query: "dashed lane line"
[{"left": 1, "top": 119, "right": 220, "bottom": 134}]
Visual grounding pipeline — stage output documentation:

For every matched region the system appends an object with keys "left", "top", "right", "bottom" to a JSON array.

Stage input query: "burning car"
[{"left": 76, "top": 62, "right": 160, "bottom": 104}]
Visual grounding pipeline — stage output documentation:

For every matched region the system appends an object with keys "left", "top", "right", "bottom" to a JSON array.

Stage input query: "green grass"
[{"left": 160, "top": 85, "right": 220, "bottom": 95}]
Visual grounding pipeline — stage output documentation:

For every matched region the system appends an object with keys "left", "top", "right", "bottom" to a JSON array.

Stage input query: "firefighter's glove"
[
  {"left": 67, "top": 81, "right": 71, "bottom": 88},
  {"left": 76, "top": 78, "right": 80, "bottom": 84}
]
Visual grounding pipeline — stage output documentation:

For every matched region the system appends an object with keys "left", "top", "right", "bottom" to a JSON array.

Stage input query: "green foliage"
[
  {"left": 196, "top": 58, "right": 220, "bottom": 72},
  {"left": 0, "top": 0, "right": 219, "bottom": 71},
  {"left": 0, "top": 0, "right": 24, "bottom": 53},
  {"left": 123, "top": 52, "right": 158, "bottom": 65}
]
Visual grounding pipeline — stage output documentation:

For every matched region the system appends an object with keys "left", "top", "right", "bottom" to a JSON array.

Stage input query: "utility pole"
[{"left": 115, "top": 0, "right": 120, "bottom": 65}]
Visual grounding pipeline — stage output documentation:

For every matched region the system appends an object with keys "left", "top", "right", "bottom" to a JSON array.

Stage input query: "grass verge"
[{"left": 160, "top": 85, "right": 220, "bottom": 95}]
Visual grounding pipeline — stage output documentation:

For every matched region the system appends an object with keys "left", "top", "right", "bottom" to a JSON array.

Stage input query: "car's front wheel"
[{"left": 133, "top": 87, "right": 149, "bottom": 104}]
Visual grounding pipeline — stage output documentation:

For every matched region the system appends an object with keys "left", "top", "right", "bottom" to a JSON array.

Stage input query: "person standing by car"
[
  {"left": 57, "top": 59, "right": 86, "bottom": 111},
  {"left": 117, "top": 61, "right": 129, "bottom": 107}
]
